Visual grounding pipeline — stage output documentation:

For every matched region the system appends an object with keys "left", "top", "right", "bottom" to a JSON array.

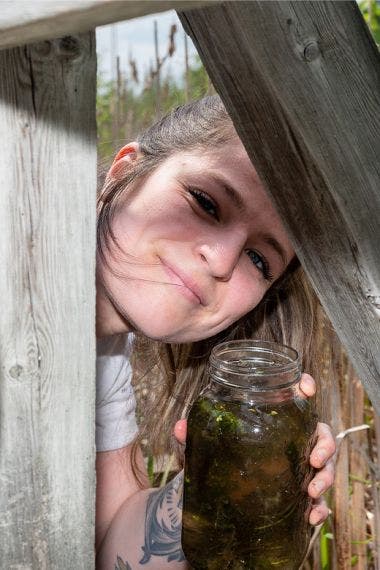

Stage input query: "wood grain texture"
[
  {"left": 327, "top": 336, "right": 352, "bottom": 569},
  {"left": 179, "top": 1, "right": 380, "bottom": 411},
  {"left": 349, "top": 376, "right": 367, "bottom": 570},
  {"left": 371, "top": 413, "right": 380, "bottom": 564},
  {"left": 0, "top": 33, "right": 96, "bottom": 567},
  {"left": 0, "top": 0, "right": 214, "bottom": 50},
  {"left": 332, "top": 344, "right": 352, "bottom": 570}
]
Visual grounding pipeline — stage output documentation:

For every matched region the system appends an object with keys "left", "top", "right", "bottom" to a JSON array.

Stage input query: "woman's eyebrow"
[
  {"left": 261, "top": 234, "right": 289, "bottom": 268},
  {"left": 209, "top": 174, "right": 246, "bottom": 212}
]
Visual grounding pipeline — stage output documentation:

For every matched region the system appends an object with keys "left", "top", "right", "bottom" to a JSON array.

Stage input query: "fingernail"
[
  {"left": 302, "top": 376, "right": 313, "bottom": 389},
  {"left": 317, "top": 449, "right": 327, "bottom": 462},
  {"left": 313, "top": 480, "right": 325, "bottom": 494},
  {"left": 311, "top": 515, "right": 325, "bottom": 526}
]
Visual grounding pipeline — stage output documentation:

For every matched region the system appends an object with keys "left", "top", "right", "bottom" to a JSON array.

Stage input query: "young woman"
[{"left": 95, "top": 96, "right": 336, "bottom": 569}]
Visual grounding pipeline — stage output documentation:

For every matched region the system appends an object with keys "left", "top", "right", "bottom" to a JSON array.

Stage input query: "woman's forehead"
[{"left": 170, "top": 140, "right": 258, "bottom": 182}]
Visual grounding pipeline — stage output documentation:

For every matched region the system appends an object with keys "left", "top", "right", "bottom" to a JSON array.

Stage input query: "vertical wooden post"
[
  {"left": 0, "top": 32, "right": 97, "bottom": 567},
  {"left": 349, "top": 376, "right": 367, "bottom": 570},
  {"left": 370, "top": 414, "right": 380, "bottom": 565}
]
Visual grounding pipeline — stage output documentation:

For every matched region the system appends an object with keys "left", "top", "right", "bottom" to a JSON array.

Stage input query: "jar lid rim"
[{"left": 209, "top": 340, "right": 300, "bottom": 386}]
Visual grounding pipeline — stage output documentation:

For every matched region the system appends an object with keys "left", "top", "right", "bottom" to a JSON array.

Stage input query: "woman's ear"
[{"left": 108, "top": 142, "right": 141, "bottom": 179}]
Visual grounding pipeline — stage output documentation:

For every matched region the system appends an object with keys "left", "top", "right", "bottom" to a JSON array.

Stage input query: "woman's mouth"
[{"left": 160, "top": 260, "right": 204, "bottom": 305}]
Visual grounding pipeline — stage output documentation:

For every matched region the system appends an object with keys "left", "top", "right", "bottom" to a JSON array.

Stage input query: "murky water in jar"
[{"left": 182, "top": 396, "right": 317, "bottom": 570}]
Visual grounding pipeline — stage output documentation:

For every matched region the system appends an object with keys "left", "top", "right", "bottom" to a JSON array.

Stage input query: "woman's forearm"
[
  {"left": 96, "top": 444, "right": 149, "bottom": 551},
  {"left": 96, "top": 471, "right": 189, "bottom": 570}
]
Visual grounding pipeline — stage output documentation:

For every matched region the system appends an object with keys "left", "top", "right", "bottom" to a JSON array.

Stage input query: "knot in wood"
[
  {"left": 367, "top": 295, "right": 380, "bottom": 310},
  {"left": 303, "top": 41, "right": 320, "bottom": 62},
  {"left": 33, "top": 40, "right": 52, "bottom": 58},
  {"left": 9, "top": 364, "right": 23, "bottom": 379},
  {"left": 57, "top": 36, "right": 81, "bottom": 59}
]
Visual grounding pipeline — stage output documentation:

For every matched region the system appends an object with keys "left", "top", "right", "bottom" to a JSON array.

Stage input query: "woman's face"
[{"left": 97, "top": 138, "right": 295, "bottom": 342}]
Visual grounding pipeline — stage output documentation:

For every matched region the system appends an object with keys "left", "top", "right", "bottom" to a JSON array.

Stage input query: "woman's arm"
[
  {"left": 96, "top": 472, "right": 189, "bottom": 570},
  {"left": 96, "top": 333, "right": 144, "bottom": 549},
  {"left": 96, "top": 444, "right": 149, "bottom": 550}
]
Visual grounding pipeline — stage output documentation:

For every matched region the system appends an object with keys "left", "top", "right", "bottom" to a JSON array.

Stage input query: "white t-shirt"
[{"left": 96, "top": 333, "right": 138, "bottom": 452}]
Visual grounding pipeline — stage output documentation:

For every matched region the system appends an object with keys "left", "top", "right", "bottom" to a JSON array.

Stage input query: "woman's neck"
[{"left": 96, "top": 286, "right": 132, "bottom": 338}]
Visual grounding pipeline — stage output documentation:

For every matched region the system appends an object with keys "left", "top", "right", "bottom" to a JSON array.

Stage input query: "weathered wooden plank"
[
  {"left": 371, "top": 413, "right": 380, "bottom": 564},
  {"left": 0, "top": 1, "right": 214, "bottom": 50},
  {"left": 323, "top": 333, "right": 352, "bottom": 569},
  {"left": 0, "top": 32, "right": 96, "bottom": 567},
  {"left": 179, "top": 1, "right": 380, "bottom": 412},
  {"left": 349, "top": 375, "right": 367, "bottom": 570}
]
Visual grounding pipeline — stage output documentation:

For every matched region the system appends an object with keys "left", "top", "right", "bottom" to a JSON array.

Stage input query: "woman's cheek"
[{"left": 230, "top": 275, "right": 266, "bottom": 318}]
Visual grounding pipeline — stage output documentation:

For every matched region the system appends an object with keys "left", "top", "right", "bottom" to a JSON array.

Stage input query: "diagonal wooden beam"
[
  {"left": 0, "top": 1, "right": 214, "bottom": 50},
  {"left": 179, "top": 1, "right": 380, "bottom": 412}
]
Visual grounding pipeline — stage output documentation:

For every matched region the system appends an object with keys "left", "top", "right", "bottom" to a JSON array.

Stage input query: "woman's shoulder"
[{"left": 96, "top": 333, "right": 134, "bottom": 388}]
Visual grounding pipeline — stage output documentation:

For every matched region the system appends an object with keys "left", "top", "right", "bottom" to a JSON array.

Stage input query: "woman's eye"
[
  {"left": 245, "top": 249, "right": 274, "bottom": 282},
  {"left": 188, "top": 188, "right": 219, "bottom": 220}
]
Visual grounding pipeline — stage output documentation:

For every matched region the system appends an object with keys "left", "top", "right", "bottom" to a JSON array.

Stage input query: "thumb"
[
  {"left": 174, "top": 419, "right": 187, "bottom": 445},
  {"left": 297, "top": 373, "right": 316, "bottom": 398}
]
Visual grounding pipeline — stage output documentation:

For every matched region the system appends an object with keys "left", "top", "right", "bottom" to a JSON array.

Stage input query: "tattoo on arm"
[
  {"left": 140, "top": 471, "right": 185, "bottom": 564},
  {"left": 114, "top": 472, "right": 185, "bottom": 568},
  {"left": 115, "top": 557, "right": 132, "bottom": 570}
]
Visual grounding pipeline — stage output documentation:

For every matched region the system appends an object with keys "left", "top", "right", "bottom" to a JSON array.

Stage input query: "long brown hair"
[{"left": 97, "top": 96, "right": 322, "bottom": 485}]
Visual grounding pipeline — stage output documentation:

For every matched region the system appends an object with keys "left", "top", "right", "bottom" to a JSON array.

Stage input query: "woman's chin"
[
  {"left": 134, "top": 317, "right": 226, "bottom": 344},
  {"left": 120, "top": 298, "right": 231, "bottom": 343},
  {"left": 137, "top": 326, "right": 198, "bottom": 344}
]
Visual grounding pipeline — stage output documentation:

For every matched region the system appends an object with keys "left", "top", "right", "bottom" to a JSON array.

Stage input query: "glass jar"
[{"left": 182, "top": 340, "right": 318, "bottom": 570}]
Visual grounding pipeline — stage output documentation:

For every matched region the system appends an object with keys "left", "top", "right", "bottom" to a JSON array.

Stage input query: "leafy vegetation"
[
  {"left": 359, "top": 0, "right": 380, "bottom": 43},
  {"left": 97, "top": 50, "right": 213, "bottom": 165}
]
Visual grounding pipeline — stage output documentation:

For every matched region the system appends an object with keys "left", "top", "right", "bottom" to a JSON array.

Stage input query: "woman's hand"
[
  {"left": 174, "top": 372, "right": 336, "bottom": 527},
  {"left": 298, "top": 373, "right": 336, "bottom": 526}
]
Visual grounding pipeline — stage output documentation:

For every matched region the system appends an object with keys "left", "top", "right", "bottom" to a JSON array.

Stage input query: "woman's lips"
[{"left": 161, "top": 260, "right": 204, "bottom": 305}]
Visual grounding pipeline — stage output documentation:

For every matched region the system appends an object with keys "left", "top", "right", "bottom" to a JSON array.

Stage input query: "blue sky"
[{"left": 96, "top": 9, "right": 198, "bottom": 87}]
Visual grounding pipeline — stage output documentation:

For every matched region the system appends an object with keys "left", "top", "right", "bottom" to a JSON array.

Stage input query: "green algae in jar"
[{"left": 182, "top": 340, "right": 318, "bottom": 570}]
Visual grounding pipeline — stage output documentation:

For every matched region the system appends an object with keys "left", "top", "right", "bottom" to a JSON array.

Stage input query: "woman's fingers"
[
  {"left": 308, "top": 423, "right": 336, "bottom": 502},
  {"left": 307, "top": 422, "right": 335, "bottom": 526},
  {"left": 298, "top": 373, "right": 316, "bottom": 398},
  {"left": 309, "top": 496, "right": 330, "bottom": 526},
  {"left": 174, "top": 419, "right": 187, "bottom": 445},
  {"left": 310, "top": 422, "right": 337, "bottom": 469},
  {"left": 308, "top": 458, "right": 335, "bottom": 499}
]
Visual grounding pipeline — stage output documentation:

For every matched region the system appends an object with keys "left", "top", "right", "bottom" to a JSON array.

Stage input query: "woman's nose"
[{"left": 197, "top": 234, "right": 245, "bottom": 281}]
